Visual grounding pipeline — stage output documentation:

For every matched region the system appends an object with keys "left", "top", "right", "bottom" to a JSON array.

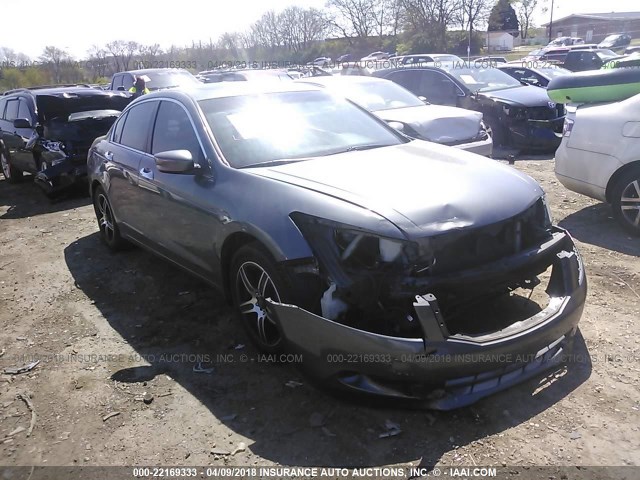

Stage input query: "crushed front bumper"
[
  {"left": 509, "top": 118, "right": 565, "bottom": 151},
  {"left": 34, "top": 160, "right": 87, "bottom": 196},
  {"left": 266, "top": 228, "right": 586, "bottom": 410}
]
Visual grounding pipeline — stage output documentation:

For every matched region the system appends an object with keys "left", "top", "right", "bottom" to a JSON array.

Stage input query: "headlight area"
[
  {"left": 289, "top": 197, "right": 561, "bottom": 341},
  {"left": 290, "top": 212, "right": 433, "bottom": 337}
]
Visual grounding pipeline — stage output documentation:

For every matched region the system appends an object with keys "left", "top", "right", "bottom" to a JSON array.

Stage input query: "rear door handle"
[
  {"left": 104, "top": 151, "right": 113, "bottom": 161},
  {"left": 140, "top": 167, "right": 154, "bottom": 180}
]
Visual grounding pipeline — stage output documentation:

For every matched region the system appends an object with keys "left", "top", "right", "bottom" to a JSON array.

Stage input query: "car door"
[
  {"left": 135, "top": 99, "right": 217, "bottom": 277},
  {"left": 103, "top": 100, "right": 158, "bottom": 238},
  {"left": 2, "top": 98, "right": 37, "bottom": 172}
]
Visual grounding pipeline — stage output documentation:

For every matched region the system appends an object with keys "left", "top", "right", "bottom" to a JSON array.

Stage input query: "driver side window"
[{"left": 151, "top": 101, "right": 205, "bottom": 166}]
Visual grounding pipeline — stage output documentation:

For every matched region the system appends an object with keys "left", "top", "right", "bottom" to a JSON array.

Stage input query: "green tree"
[{"left": 488, "top": 0, "right": 520, "bottom": 36}]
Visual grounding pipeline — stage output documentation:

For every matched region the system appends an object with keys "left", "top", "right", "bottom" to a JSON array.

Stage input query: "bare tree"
[
  {"left": 106, "top": 40, "right": 127, "bottom": 71},
  {"left": 458, "top": 0, "right": 491, "bottom": 36},
  {"left": 325, "top": 0, "right": 377, "bottom": 38},
  {"left": 39, "top": 46, "right": 70, "bottom": 83},
  {"left": 515, "top": 0, "right": 538, "bottom": 39},
  {"left": 87, "top": 45, "right": 109, "bottom": 78},
  {"left": 400, "top": 0, "right": 462, "bottom": 50}
]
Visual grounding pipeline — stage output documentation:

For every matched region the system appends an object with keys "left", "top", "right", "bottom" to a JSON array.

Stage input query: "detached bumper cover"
[
  {"left": 509, "top": 117, "right": 565, "bottom": 150},
  {"left": 266, "top": 229, "right": 586, "bottom": 409},
  {"left": 34, "top": 160, "right": 87, "bottom": 195}
]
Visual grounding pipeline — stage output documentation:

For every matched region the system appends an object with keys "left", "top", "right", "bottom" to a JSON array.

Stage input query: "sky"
[{"left": 1, "top": 0, "right": 638, "bottom": 60}]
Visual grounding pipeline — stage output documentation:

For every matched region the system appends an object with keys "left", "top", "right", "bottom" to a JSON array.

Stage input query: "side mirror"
[
  {"left": 117, "top": 86, "right": 125, "bottom": 91},
  {"left": 13, "top": 118, "right": 32, "bottom": 129},
  {"left": 386, "top": 121, "right": 405, "bottom": 132},
  {"left": 154, "top": 150, "right": 195, "bottom": 173}
]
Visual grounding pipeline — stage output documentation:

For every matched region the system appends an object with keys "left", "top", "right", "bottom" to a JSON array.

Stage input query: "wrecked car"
[
  {"left": 373, "top": 63, "right": 566, "bottom": 150},
  {"left": 87, "top": 83, "right": 586, "bottom": 409},
  {"left": 296, "top": 76, "right": 492, "bottom": 156},
  {"left": 0, "top": 86, "right": 131, "bottom": 197}
]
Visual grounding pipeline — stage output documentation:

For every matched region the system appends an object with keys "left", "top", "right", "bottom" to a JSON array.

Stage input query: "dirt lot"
[{"left": 0, "top": 154, "right": 639, "bottom": 471}]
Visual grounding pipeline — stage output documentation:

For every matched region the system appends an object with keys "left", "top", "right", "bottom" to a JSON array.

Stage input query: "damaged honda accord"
[{"left": 87, "top": 82, "right": 586, "bottom": 410}]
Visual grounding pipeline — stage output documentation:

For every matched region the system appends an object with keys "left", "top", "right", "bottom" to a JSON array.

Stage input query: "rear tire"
[
  {"left": 1, "top": 148, "right": 24, "bottom": 183},
  {"left": 93, "top": 186, "right": 128, "bottom": 250},
  {"left": 611, "top": 168, "right": 640, "bottom": 236}
]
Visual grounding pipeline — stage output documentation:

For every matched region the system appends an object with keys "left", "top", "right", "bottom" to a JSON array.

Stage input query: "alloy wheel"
[
  {"left": 235, "top": 261, "right": 282, "bottom": 347},
  {"left": 97, "top": 193, "right": 116, "bottom": 243},
  {"left": 620, "top": 179, "right": 640, "bottom": 229},
  {"left": 1, "top": 152, "right": 10, "bottom": 179}
]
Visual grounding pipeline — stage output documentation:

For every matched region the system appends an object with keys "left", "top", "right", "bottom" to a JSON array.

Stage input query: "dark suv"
[
  {"left": 107, "top": 68, "right": 200, "bottom": 92},
  {"left": 0, "top": 85, "right": 130, "bottom": 197}
]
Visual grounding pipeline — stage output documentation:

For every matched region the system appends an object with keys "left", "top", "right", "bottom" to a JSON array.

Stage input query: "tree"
[
  {"left": 458, "top": 0, "right": 491, "bottom": 36},
  {"left": 400, "top": 0, "right": 462, "bottom": 52},
  {"left": 488, "top": 0, "right": 520, "bottom": 36},
  {"left": 39, "top": 46, "right": 70, "bottom": 83},
  {"left": 515, "top": 0, "right": 538, "bottom": 39},
  {"left": 325, "top": 0, "right": 377, "bottom": 39}
]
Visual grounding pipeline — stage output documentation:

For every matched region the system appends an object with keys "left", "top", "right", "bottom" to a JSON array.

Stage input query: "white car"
[{"left": 555, "top": 93, "right": 640, "bottom": 235}]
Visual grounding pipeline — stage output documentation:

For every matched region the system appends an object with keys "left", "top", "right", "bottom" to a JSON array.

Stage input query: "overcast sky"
[{"left": 1, "top": 0, "right": 638, "bottom": 59}]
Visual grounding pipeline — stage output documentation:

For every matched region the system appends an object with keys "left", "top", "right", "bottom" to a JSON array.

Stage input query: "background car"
[
  {"left": 498, "top": 64, "right": 572, "bottom": 88},
  {"left": 0, "top": 85, "right": 130, "bottom": 197},
  {"left": 297, "top": 75, "right": 492, "bottom": 156},
  {"left": 598, "top": 33, "right": 632, "bottom": 50},
  {"left": 548, "top": 36, "right": 584, "bottom": 47},
  {"left": 199, "top": 69, "right": 293, "bottom": 83},
  {"left": 393, "top": 54, "right": 464, "bottom": 65},
  {"left": 373, "top": 63, "right": 565, "bottom": 150},
  {"left": 474, "top": 56, "right": 508, "bottom": 65},
  {"left": 107, "top": 68, "right": 200, "bottom": 92},
  {"left": 555, "top": 93, "right": 640, "bottom": 236},
  {"left": 87, "top": 81, "right": 585, "bottom": 408},
  {"left": 360, "top": 51, "right": 392, "bottom": 61},
  {"left": 562, "top": 48, "right": 621, "bottom": 71}
]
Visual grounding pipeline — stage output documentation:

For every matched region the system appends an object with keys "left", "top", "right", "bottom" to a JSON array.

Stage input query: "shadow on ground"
[
  {"left": 559, "top": 204, "right": 640, "bottom": 257},
  {"left": 64, "top": 231, "right": 592, "bottom": 466},
  {"left": 0, "top": 176, "right": 90, "bottom": 219}
]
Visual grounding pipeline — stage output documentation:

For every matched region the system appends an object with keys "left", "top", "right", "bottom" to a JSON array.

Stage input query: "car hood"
[
  {"left": 478, "top": 85, "right": 554, "bottom": 107},
  {"left": 373, "top": 105, "right": 482, "bottom": 143},
  {"left": 247, "top": 142, "right": 543, "bottom": 236},
  {"left": 36, "top": 92, "right": 131, "bottom": 122}
]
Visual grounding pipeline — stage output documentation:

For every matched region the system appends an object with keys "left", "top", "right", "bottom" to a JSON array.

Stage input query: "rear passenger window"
[
  {"left": 111, "top": 111, "right": 128, "bottom": 143},
  {"left": 0, "top": 99, "right": 7, "bottom": 119},
  {"left": 152, "top": 101, "right": 204, "bottom": 165},
  {"left": 118, "top": 102, "right": 158, "bottom": 152}
]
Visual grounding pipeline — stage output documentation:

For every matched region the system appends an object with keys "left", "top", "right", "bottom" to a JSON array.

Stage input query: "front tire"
[
  {"left": 485, "top": 115, "right": 509, "bottom": 148},
  {"left": 1, "top": 149, "right": 23, "bottom": 183},
  {"left": 229, "top": 243, "right": 301, "bottom": 353},
  {"left": 93, "top": 186, "right": 128, "bottom": 250},
  {"left": 612, "top": 168, "right": 640, "bottom": 236}
]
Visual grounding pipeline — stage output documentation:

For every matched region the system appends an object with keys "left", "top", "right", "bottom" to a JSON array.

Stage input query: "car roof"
[
  {"left": 113, "top": 68, "right": 192, "bottom": 75},
  {"left": 3, "top": 85, "right": 124, "bottom": 98},
  {"left": 296, "top": 76, "right": 387, "bottom": 87},
  {"left": 137, "top": 81, "right": 321, "bottom": 102}
]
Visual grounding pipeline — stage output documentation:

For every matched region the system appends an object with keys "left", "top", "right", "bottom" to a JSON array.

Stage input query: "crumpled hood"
[
  {"left": 36, "top": 92, "right": 131, "bottom": 122},
  {"left": 248, "top": 141, "right": 543, "bottom": 236},
  {"left": 478, "top": 85, "right": 554, "bottom": 107},
  {"left": 374, "top": 105, "right": 483, "bottom": 143}
]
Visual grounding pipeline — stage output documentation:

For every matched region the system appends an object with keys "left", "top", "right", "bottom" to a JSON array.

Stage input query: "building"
[
  {"left": 484, "top": 32, "right": 514, "bottom": 52},
  {"left": 543, "top": 12, "right": 640, "bottom": 43}
]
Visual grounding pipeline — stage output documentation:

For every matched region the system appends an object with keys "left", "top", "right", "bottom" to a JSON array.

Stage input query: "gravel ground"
[{"left": 0, "top": 154, "right": 639, "bottom": 471}]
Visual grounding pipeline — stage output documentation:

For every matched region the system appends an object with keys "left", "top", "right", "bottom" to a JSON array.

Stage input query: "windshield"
[
  {"left": 146, "top": 71, "right": 199, "bottom": 89},
  {"left": 538, "top": 67, "right": 572, "bottom": 78},
  {"left": 199, "top": 90, "right": 404, "bottom": 168},
  {"left": 337, "top": 80, "right": 423, "bottom": 111},
  {"left": 601, "top": 35, "right": 619, "bottom": 44},
  {"left": 442, "top": 65, "right": 522, "bottom": 92},
  {"left": 596, "top": 49, "right": 618, "bottom": 59}
]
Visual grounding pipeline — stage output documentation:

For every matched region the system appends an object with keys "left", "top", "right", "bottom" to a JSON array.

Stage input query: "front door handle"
[{"left": 140, "top": 167, "right": 154, "bottom": 180}]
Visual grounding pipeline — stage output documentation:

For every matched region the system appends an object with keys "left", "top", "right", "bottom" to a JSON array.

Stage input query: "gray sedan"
[{"left": 87, "top": 82, "right": 586, "bottom": 409}]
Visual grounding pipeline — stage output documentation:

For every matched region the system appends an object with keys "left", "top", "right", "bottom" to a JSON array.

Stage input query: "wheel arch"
[
  {"left": 606, "top": 160, "right": 640, "bottom": 203},
  {"left": 220, "top": 232, "right": 266, "bottom": 304}
]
